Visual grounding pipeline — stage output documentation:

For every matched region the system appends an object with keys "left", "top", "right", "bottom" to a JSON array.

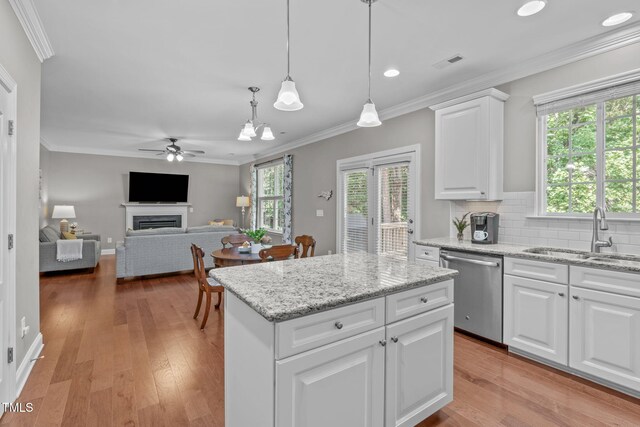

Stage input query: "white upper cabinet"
[{"left": 431, "top": 88, "right": 509, "bottom": 200}]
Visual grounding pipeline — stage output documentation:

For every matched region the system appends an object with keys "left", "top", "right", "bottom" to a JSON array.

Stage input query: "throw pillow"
[
  {"left": 62, "top": 232, "right": 77, "bottom": 240},
  {"left": 208, "top": 221, "right": 225, "bottom": 226}
]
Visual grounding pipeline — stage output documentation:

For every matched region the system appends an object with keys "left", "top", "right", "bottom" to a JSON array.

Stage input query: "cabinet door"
[
  {"left": 570, "top": 287, "right": 640, "bottom": 392},
  {"left": 435, "top": 98, "right": 489, "bottom": 199},
  {"left": 385, "top": 304, "right": 454, "bottom": 427},
  {"left": 276, "top": 327, "right": 385, "bottom": 427},
  {"left": 504, "top": 275, "right": 568, "bottom": 364}
]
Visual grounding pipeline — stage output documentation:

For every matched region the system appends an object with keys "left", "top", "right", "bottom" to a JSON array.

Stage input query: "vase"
[
  {"left": 250, "top": 242, "right": 263, "bottom": 254},
  {"left": 456, "top": 232, "right": 464, "bottom": 243}
]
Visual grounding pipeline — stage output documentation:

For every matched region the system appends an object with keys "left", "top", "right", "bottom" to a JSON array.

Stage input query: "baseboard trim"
[
  {"left": 101, "top": 249, "right": 115, "bottom": 255},
  {"left": 15, "top": 332, "right": 44, "bottom": 399}
]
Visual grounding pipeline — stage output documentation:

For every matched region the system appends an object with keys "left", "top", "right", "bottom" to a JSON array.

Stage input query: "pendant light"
[
  {"left": 237, "top": 87, "right": 277, "bottom": 141},
  {"left": 357, "top": 0, "right": 381, "bottom": 127},
  {"left": 274, "top": 0, "right": 304, "bottom": 111}
]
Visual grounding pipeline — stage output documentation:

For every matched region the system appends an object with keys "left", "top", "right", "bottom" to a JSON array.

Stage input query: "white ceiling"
[{"left": 35, "top": 0, "right": 640, "bottom": 165}]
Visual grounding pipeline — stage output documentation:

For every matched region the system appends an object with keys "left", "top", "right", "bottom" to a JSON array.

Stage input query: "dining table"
[{"left": 211, "top": 247, "right": 262, "bottom": 268}]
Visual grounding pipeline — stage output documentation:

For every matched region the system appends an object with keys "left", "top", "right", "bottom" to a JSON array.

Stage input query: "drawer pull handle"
[
  {"left": 558, "top": 292, "right": 565, "bottom": 297},
  {"left": 572, "top": 295, "right": 580, "bottom": 300},
  {"left": 379, "top": 340, "right": 387, "bottom": 347},
  {"left": 420, "top": 297, "right": 429, "bottom": 303},
  {"left": 334, "top": 321, "right": 343, "bottom": 330},
  {"left": 391, "top": 336, "right": 398, "bottom": 343}
]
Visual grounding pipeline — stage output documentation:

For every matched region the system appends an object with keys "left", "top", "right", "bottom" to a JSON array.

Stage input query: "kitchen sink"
[
  {"left": 524, "top": 247, "right": 640, "bottom": 267},
  {"left": 523, "top": 248, "right": 590, "bottom": 259}
]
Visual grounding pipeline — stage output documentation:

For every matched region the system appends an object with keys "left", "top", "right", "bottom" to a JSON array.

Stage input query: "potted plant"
[
  {"left": 242, "top": 228, "right": 269, "bottom": 253},
  {"left": 452, "top": 213, "right": 470, "bottom": 243}
]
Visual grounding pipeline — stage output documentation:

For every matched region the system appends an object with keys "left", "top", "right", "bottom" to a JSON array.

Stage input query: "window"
[
  {"left": 257, "top": 162, "right": 285, "bottom": 232},
  {"left": 540, "top": 90, "right": 640, "bottom": 216}
]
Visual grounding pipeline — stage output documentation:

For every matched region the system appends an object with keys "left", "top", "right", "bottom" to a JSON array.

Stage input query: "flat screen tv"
[{"left": 128, "top": 172, "right": 189, "bottom": 203}]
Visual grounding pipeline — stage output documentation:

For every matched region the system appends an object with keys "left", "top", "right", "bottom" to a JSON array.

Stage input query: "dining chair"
[
  {"left": 191, "top": 243, "right": 224, "bottom": 329},
  {"left": 221, "top": 234, "right": 252, "bottom": 248},
  {"left": 295, "top": 235, "right": 316, "bottom": 258},
  {"left": 259, "top": 245, "right": 299, "bottom": 262}
]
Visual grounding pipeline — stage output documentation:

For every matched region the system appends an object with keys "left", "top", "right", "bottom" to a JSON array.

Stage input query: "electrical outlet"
[
  {"left": 316, "top": 209, "right": 324, "bottom": 217},
  {"left": 107, "top": 237, "right": 113, "bottom": 243},
  {"left": 189, "top": 207, "right": 194, "bottom": 213}
]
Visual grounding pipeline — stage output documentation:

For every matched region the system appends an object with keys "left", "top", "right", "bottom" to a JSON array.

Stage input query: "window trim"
[
  {"left": 256, "top": 160, "right": 285, "bottom": 234},
  {"left": 535, "top": 70, "right": 640, "bottom": 218}
]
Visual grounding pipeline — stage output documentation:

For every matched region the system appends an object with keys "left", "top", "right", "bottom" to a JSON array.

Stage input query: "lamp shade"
[
  {"left": 357, "top": 101, "right": 382, "bottom": 127},
  {"left": 52, "top": 205, "right": 76, "bottom": 219},
  {"left": 274, "top": 79, "right": 303, "bottom": 111},
  {"left": 261, "top": 126, "right": 275, "bottom": 141},
  {"left": 236, "top": 196, "right": 250, "bottom": 208}
]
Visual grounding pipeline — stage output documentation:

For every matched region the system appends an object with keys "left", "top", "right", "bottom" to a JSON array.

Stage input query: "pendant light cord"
[
  {"left": 368, "top": 0, "right": 372, "bottom": 102},
  {"left": 286, "top": 0, "right": 291, "bottom": 78}
]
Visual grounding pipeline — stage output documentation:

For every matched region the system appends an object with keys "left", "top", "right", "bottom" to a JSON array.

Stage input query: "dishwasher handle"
[{"left": 440, "top": 254, "right": 500, "bottom": 268}]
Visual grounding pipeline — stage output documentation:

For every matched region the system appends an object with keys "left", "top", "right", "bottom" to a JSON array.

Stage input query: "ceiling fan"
[{"left": 138, "top": 138, "right": 205, "bottom": 162}]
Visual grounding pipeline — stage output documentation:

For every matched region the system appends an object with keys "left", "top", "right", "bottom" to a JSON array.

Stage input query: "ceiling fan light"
[
  {"left": 167, "top": 153, "right": 175, "bottom": 162},
  {"left": 261, "top": 126, "right": 275, "bottom": 141},
  {"left": 357, "top": 101, "right": 381, "bottom": 127},
  {"left": 176, "top": 153, "right": 184, "bottom": 162},
  {"left": 274, "top": 79, "right": 304, "bottom": 111}
]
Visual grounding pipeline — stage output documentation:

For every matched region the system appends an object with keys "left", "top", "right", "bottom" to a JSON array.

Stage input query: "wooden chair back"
[
  {"left": 259, "top": 245, "right": 299, "bottom": 262},
  {"left": 221, "top": 234, "right": 251, "bottom": 248},
  {"left": 190, "top": 243, "right": 208, "bottom": 287},
  {"left": 295, "top": 235, "right": 316, "bottom": 258}
]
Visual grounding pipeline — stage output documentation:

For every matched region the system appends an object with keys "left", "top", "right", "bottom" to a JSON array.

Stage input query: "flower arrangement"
[
  {"left": 242, "top": 228, "right": 268, "bottom": 244},
  {"left": 452, "top": 213, "right": 470, "bottom": 242}
]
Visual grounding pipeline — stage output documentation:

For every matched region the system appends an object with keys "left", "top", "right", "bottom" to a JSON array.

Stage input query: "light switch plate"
[
  {"left": 190, "top": 207, "right": 194, "bottom": 213},
  {"left": 316, "top": 209, "right": 324, "bottom": 217}
]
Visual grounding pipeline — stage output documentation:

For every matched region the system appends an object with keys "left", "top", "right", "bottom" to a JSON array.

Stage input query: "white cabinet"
[
  {"left": 276, "top": 328, "right": 386, "bottom": 427},
  {"left": 385, "top": 305, "right": 453, "bottom": 427},
  {"left": 504, "top": 275, "right": 568, "bottom": 364},
  {"left": 569, "top": 287, "right": 640, "bottom": 392},
  {"left": 430, "top": 88, "right": 509, "bottom": 200}
]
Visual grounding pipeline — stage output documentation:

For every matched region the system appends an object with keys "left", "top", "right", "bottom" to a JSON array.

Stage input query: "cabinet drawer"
[
  {"left": 415, "top": 258, "right": 440, "bottom": 268},
  {"left": 386, "top": 280, "right": 454, "bottom": 323},
  {"left": 504, "top": 257, "right": 568, "bottom": 284},
  {"left": 415, "top": 246, "right": 440, "bottom": 263},
  {"left": 276, "top": 298, "right": 385, "bottom": 359},
  {"left": 571, "top": 266, "right": 640, "bottom": 298}
]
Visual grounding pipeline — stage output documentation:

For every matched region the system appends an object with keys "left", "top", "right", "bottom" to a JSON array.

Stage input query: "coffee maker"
[{"left": 470, "top": 212, "right": 500, "bottom": 244}]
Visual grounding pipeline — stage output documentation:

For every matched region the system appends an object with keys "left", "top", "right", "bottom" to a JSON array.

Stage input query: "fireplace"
[{"left": 133, "top": 215, "right": 182, "bottom": 230}]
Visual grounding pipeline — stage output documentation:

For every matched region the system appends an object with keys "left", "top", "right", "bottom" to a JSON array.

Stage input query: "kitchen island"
[{"left": 211, "top": 253, "right": 458, "bottom": 427}]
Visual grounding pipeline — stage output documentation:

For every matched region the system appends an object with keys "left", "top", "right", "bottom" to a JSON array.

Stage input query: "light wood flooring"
[{"left": 1, "top": 256, "right": 639, "bottom": 426}]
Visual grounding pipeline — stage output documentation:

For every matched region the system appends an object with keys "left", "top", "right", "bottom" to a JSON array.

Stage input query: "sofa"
[
  {"left": 115, "top": 225, "right": 237, "bottom": 279},
  {"left": 39, "top": 225, "right": 102, "bottom": 272}
]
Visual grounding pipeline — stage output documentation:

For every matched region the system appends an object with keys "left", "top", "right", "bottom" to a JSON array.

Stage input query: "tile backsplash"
[{"left": 450, "top": 192, "right": 640, "bottom": 255}]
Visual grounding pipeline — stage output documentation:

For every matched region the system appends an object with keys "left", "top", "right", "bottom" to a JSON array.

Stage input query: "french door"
[{"left": 338, "top": 148, "right": 418, "bottom": 260}]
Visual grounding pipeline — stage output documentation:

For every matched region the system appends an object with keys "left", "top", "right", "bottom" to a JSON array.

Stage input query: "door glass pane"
[
  {"left": 376, "top": 164, "right": 410, "bottom": 259},
  {"left": 343, "top": 170, "right": 369, "bottom": 254}
]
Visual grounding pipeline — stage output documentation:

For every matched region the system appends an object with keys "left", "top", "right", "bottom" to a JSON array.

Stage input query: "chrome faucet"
[{"left": 591, "top": 207, "right": 613, "bottom": 253}]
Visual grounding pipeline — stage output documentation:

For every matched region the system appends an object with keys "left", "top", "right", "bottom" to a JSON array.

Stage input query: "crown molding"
[
  {"left": 533, "top": 67, "right": 640, "bottom": 105},
  {"left": 8, "top": 0, "right": 54, "bottom": 62},
  {"left": 245, "top": 22, "right": 640, "bottom": 165},
  {"left": 430, "top": 88, "right": 510, "bottom": 111},
  {"left": 40, "top": 138, "right": 240, "bottom": 166}
]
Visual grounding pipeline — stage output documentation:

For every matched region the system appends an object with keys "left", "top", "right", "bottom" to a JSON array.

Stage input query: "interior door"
[{"left": 0, "top": 75, "right": 15, "bottom": 405}]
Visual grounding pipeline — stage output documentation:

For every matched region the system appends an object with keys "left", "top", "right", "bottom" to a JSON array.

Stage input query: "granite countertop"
[
  {"left": 415, "top": 237, "right": 640, "bottom": 273},
  {"left": 210, "top": 253, "right": 458, "bottom": 322}
]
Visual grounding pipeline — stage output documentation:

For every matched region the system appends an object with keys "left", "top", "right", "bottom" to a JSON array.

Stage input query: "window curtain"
[
  {"left": 283, "top": 154, "right": 293, "bottom": 243},
  {"left": 250, "top": 164, "right": 257, "bottom": 230}
]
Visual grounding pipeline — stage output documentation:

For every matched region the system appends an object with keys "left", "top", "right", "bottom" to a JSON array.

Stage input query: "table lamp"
[
  {"left": 236, "top": 196, "right": 250, "bottom": 229},
  {"left": 52, "top": 205, "right": 76, "bottom": 233}
]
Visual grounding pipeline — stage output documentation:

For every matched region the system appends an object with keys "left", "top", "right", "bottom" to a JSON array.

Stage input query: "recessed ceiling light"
[
  {"left": 517, "top": 0, "right": 546, "bottom": 17},
  {"left": 602, "top": 12, "right": 633, "bottom": 27},
  {"left": 384, "top": 69, "right": 400, "bottom": 78}
]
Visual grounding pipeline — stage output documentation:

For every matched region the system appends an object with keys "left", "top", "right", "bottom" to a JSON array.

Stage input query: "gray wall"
[
  {"left": 240, "top": 108, "right": 451, "bottom": 256},
  {"left": 41, "top": 150, "right": 241, "bottom": 250},
  {"left": 241, "top": 42, "right": 640, "bottom": 254},
  {"left": 0, "top": 2, "right": 42, "bottom": 369}
]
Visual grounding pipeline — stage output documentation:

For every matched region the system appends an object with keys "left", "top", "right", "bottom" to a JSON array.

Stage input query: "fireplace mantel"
[{"left": 121, "top": 203, "right": 192, "bottom": 231}]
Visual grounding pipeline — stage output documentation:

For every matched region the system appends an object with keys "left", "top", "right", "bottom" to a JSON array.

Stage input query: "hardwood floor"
[{"left": 2, "top": 256, "right": 639, "bottom": 426}]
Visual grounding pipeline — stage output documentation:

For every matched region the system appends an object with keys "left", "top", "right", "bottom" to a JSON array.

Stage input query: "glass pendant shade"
[
  {"left": 357, "top": 101, "right": 381, "bottom": 127},
  {"left": 261, "top": 126, "right": 275, "bottom": 141},
  {"left": 166, "top": 153, "right": 175, "bottom": 162},
  {"left": 176, "top": 153, "right": 184, "bottom": 162},
  {"left": 238, "top": 128, "right": 251, "bottom": 141},
  {"left": 243, "top": 121, "right": 257, "bottom": 137},
  {"left": 274, "top": 79, "right": 303, "bottom": 111}
]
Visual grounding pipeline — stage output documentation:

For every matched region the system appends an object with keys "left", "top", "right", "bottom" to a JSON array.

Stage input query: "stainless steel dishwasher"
[{"left": 439, "top": 249, "right": 503, "bottom": 343}]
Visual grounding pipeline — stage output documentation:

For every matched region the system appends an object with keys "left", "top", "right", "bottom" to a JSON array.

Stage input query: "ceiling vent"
[{"left": 433, "top": 54, "right": 464, "bottom": 69}]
